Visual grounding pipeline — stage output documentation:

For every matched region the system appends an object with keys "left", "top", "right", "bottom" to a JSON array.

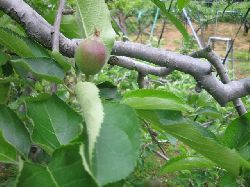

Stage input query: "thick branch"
[
  {"left": 112, "top": 41, "right": 250, "bottom": 106},
  {"left": 112, "top": 41, "right": 212, "bottom": 77},
  {"left": 190, "top": 47, "right": 247, "bottom": 115},
  {"left": 1, "top": 0, "right": 250, "bottom": 106}
]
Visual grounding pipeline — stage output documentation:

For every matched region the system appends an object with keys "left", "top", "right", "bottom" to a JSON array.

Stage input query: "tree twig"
[
  {"left": 143, "top": 120, "right": 168, "bottom": 158},
  {"left": 52, "top": 0, "right": 66, "bottom": 51},
  {"left": 108, "top": 56, "right": 173, "bottom": 76},
  {"left": 221, "top": 1, "right": 234, "bottom": 17},
  {"left": 51, "top": 0, "right": 66, "bottom": 94},
  {"left": 137, "top": 72, "right": 147, "bottom": 89},
  {"left": 157, "top": 0, "right": 173, "bottom": 47},
  {"left": 146, "top": 145, "right": 169, "bottom": 161},
  {"left": 157, "top": 20, "right": 167, "bottom": 47},
  {"left": 111, "top": 16, "right": 128, "bottom": 37},
  {"left": 222, "top": 7, "right": 250, "bottom": 65}
]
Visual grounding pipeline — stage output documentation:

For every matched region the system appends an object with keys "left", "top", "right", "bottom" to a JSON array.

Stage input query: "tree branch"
[
  {"left": 52, "top": 0, "right": 66, "bottom": 51},
  {"left": 50, "top": 0, "right": 66, "bottom": 94},
  {"left": 137, "top": 72, "right": 147, "bottom": 89},
  {"left": 62, "top": 8, "right": 75, "bottom": 15},
  {"left": 112, "top": 41, "right": 250, "bottom": 107},
  {"left": 108, "top": 56, "right": 173, "bottom": 76},
  {"left": 1, "top": 0, "right": 250, "bottom": 107},
  {"left": 144, "top": 120, "right": 168, "bottom": 159},
  {"left": 190, "top": 46, "right": 247, "bottom": 115},
  {"left": 0, "top": 0, "right": 76, "bottom": 56}
]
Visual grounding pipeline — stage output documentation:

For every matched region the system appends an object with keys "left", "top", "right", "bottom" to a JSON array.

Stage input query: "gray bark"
[
  {"left": 108, "top": 56, "right": 173, "bottom": 76},
  {"left": 52, "top": 0, "right": 66, "bottom": 51},
  {"left": 191, "top": 47, "right": 247, "bottom": 115}
]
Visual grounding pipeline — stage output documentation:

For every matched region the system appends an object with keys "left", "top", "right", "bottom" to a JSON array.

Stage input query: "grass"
[
  {"left": 235, "top": 60, "right": 250, "bottom": 79},
  {"left": 234, "top": 51, "right": 250, "bottom": 61},
  {"left": 233, "top": 51, "right": 250, "bottom": 79}
]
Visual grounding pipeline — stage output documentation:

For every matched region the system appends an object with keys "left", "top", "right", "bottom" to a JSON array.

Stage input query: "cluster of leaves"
[
  {"left": 97, "top": 63, "right": 250, "bottom": 186},
  {"left": 106, "top": 0, "right": 191, "bottom": 43},
  {"left": 187, "top": 0, "right": 250, "bottom": 24},
  {"left": 107, "top": 0, "right": 154, "bottom": 16}
]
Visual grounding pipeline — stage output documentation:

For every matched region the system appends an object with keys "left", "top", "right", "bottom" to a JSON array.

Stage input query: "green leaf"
[
  {"left": 239, "top": 143, "right": 250, "bottom": 161},
  {"left": 1, "top": 62, "right": 14, "bottom": 76},
  {"left": 0, "top": 105, "right": 31, "bottom": 157},
  {"left": 26, "top": 95, "right": 83, "bottom": 153},
  {"left": 0, "top": 27, "right": 48, "bottom": 57},
  {"left": 88, "top": 103, "right": 140, "bottom": 186},
  {"left": 17, "top": 145, "right": 97, "bottom": 187},
  {"left": 138, "top": 110, "right": 250, "bottom": 176},
  {"left": 11, "top": 57, "right": 65, "bottom": 83},
  {"left": 75, "top": 82, "right": 104, "bottom": 162},
  {"left": 0, "top": 28, "right": 33, "bottom": 57},
  {"left": 60, "top": 15, "right": 83, "bottom": 38},
  {"left": 223, "top": 112, "right": 250, "bottom": 149},
  {"left": 0, "top": 51, "right": 8, "bottom": 66},
  {"left": 196, "top": 106, "right": 221, "bottom": 119},
  {"left": 44, "top": 12, "right": 82, "bottom": 38},
  {"left": 122, "top": 89, "right": 192, "bottom": 112},
  {"left": 138, "top": 110, "right": 216, "bottom": 139},
  {"left": 17, "top": 161, "right": 58, "bottom": 187},
  {"left": 161, "top": 156, "right": 215, "bottom": 173},
  {"left": 48, "top": 144, "right": 98, "bottom": 187},
  {"left": 75, "top": 0, "right": 116, "bottom": 54},
  {"left": 0, "top": 83, "right": 10, "bottom": 104},
  {"left": 151, "top": 0, "right": 189, "bottom": 42},
  {"left": 51, "top": 50, "right": 72, "bottom": 72},
  {"left": 219, "top": 174, "right": 237, "bottom": 187},
  {"left": 0, "top": 130, "right": 17, "bottom": 164},
  {"left": 177, "top": 0, "right": 190, "bottom": 10},
  {"left": 104, "top": 180, "right": 125, "bottom": 187},
  {"left": 97, "top": 81, "right": 119, "bottom": 100},
  {"left": 0, "top": 14, "right": 26, "bottom": 36},
  {"left": 22, "top": 37, "right": 50, "bottom": 57}
]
